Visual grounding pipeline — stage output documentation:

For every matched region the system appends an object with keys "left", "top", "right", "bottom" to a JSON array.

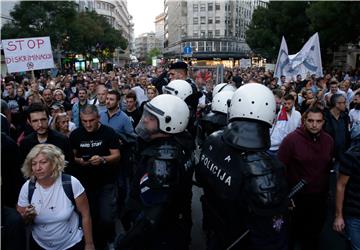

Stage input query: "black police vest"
[{"left": 196, "top": 130, "right": 288, "bottom": 216}]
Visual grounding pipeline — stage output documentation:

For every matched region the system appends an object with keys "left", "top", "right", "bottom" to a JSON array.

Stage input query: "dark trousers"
[
  {"left": 87, "top": 184, "right": 118, "bottom": 250},
  {"left": 289, "top": 193, "right": 327, "bottom": 250},
  {"left": 1, "top": 206, "right": 26, "bottom": 250}
]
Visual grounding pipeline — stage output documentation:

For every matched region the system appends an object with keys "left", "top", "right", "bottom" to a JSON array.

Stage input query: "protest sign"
[{"left": 2, "top": 36, "right": 55, "bottom": 73}]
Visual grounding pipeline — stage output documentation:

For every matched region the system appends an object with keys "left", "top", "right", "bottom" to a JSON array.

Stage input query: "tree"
[
  {"left": 306, "top": 1, "right": 360, "bottom": 63},
  {"left": 246, "top": 1, "right": 360, "bottom": 65},
  {"left": 146, "top": 48, "right": 161, "bottom": 65},
  {"left": 1, "top": 2, "right": 128, "bottom": 63},
  {"left": 246, "top": 1, "right": 311, "bottom": 62},
  {"left": 1, "top": 1, "right": 78, "bottom": 48}
]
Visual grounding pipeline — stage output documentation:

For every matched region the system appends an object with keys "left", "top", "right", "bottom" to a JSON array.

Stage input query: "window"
[
  {"left": 208, "top": 3, "right": 213, "bottom": 11},
  {"left": 208, "top": 31, "right": 213, "bottom": 37},
  {"left": 221, "top": 42, "right": 228, "bottom": 51},
  {"left": 214, "top": 41, "right": 220, "bottom": 51},
  {"left": 193, "top": 17, "right": 198, "bottom": 25},
  {"left": 193, "top": 4, "right": 198, "bottom": 12},
  {"left": 215, "top": 17, "right": 221, "bottom": 24},
  {"left": 200, "top": 16, "right": 206, "bottom": 24},
  {"left": 206, "top": 41, "right": 212, "bottom": 52},
  {"left": 97, "top": 2, "right": 101, "bottom": 9},
  {"left": 215, "top": 3, "right": 220, "bottom": 10},
  {"left": 193, "top": 31, "right": 198, "bottom": 37},
  {"left": 215, "top": 30, "right": 220, "bottom": 36},
  {"left": 200, "top": 30, "right": 206, "bottom": 37},
  {"left": 200, "top": 3, "right": 206, "bottom": 11},
  {"left": 208, "top": 17, "right": 213, "bottom": 24},
  {"left": 198, "top": 41, "right": 204, "bottom": 51}
]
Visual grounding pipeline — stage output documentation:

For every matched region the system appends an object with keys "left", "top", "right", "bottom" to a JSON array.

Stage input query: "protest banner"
[
  {"left": 240, "top": 58, "right": 251, "bottom": 69},
  {"left": 2, "top": 36, "right": 55, "bottom": 73},
  {"left": 274, "top": 33, "right": 323, "bottom": 82}
]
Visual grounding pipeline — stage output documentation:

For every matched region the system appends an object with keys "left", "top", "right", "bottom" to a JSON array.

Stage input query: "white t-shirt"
[
  {"left": 18, "top": 175, "right": 85, "bottom": 250},
  {"left": 349, "top": 108, "right": 360, "bottom": 125}
]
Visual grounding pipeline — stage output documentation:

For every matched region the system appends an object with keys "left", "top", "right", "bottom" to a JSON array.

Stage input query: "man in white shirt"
[
  {"left": 269, "top": 94, "right": 301, "bottom": 157},
  {"left": 349, "top": 92, "right": 360, "bottom": 127},
  {"left": 324, "top": 80, "right": 346, "bottom": 107}
]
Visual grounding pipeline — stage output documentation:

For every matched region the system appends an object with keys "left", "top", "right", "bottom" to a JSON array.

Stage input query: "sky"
[{"left": 128, "top": 0, "right": 164, "bottom": 37}]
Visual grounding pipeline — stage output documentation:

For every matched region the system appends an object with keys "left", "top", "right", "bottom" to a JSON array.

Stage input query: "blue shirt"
[{"left": 100, "top": 109, "right": 134, "bottom": 136}]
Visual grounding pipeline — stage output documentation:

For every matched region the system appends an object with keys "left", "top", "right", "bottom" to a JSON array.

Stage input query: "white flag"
[
  {"left": 274, "top": 36, "right": 289, "bottom": 79},
  {"left": 274, "top": 33, "right": 323, "bottom": 81},
  {"left": 289, "top": 32, "right": 323, "bottom": 78}
]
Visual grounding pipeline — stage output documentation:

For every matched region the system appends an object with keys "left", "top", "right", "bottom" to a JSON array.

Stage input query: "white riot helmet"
[
  {"left": 228, "top": 83, "right": 276, "bottom": 126},
  {"left": 212, "top": 83, "right": 236, "bottom": 98},
  {"left": 143, "top": 94, "right": 190, "bottom": 134},
  {"left": 162, "top": 80, "right": 193, "bottom": 100},
  {"left": 211, "top": 91, "right": 234, "bottom": 115}
]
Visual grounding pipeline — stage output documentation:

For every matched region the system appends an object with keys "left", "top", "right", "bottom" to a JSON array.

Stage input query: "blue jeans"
[{"left": 346, "top": 216, "right": 360, "bottom": 250}]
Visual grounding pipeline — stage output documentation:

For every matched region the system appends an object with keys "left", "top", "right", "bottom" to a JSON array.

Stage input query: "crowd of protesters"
[{"left": 1, "top": 62, "right": 360, "bottom": 250}]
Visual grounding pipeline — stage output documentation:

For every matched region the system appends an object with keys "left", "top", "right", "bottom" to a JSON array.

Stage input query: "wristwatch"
[{"left": 101, "top": 157, "right": 107, "bottom": 164}]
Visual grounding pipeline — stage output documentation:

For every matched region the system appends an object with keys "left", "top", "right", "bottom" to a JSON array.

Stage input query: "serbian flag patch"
[{"left": 140, "top": 173, "right": 149, "bottom": 185}]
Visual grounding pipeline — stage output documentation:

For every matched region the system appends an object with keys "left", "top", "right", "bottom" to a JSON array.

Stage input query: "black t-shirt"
[
  {"left": 339, "top": 143, "right": 360, "bottom": 217},
  {"left": 69, "top": 124, "right": 120, "bottom": 190},
  {"left": 3, "top": 95, "right": 26, "bottom": 113},
  {"left": 3, "top": 95, "right": 27, "bottom": 130},
  {"left": 125, "top": 108, "right": 142, "bottom": 128},
  {"left": 19, "top": 129, "right": 74, "bottom": 165}
]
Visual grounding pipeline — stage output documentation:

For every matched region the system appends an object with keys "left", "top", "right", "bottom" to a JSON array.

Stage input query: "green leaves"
[
  {"left": 246, "top": 1, "right": 360, "bottom": 64},
  {"left": 1, "top": 1, "right": 128, "bottom": 61},
  {"left": 146, "top": 48, "right": 161, "bottom": 65}
]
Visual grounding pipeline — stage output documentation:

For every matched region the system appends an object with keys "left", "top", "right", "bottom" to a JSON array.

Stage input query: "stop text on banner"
[{"left": 2, "top": 36, "right": 55, "bottom": 73}]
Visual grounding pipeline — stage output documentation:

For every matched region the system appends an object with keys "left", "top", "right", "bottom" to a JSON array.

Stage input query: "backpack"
[{"left": 28, "top": 174, "right": 82, "bottom": 228}]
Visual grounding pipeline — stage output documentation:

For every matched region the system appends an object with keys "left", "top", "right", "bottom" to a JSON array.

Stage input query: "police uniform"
[
  {"left": 115, "top": 94, "right": 194, "bottom": 250},
  {"left": 196, "top": 83, "right": 289, "bottom": 250},
  {"left": 116, "top": 136, "right": 193, "bottom": 250}
]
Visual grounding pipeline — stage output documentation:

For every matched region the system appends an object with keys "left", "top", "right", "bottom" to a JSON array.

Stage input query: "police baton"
[{"left": 226, "top": 229, "right": 250, "bottom": 250}]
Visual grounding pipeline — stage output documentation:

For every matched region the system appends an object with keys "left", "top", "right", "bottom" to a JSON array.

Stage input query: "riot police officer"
[
  {"left": 116, "top": 94, "right": 194, "bottom": 250},
  {"left": 212, "top": 82, "right": 237, "bottom": 98},
  {"left": 198, "top": 90, "right": 235, "bottom": 146},
  {"left": 196, "top": 83, "right": 288, "bottom": 250},
  {"left": 163, "top": 77, "right": 202, "bottom": 138}
]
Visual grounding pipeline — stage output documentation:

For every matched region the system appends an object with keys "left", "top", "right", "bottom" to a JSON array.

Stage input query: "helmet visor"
[{"left": 135, "top": 109, "right": 159, "bottom": 141}]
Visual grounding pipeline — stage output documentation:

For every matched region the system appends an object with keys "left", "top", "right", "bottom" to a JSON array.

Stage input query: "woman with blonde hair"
[
  {"left": 146, "top": 84, "right": 158, "bottom": 101},
  {"left": 17, "top": 144, "right": 95, "bottom": 250}
]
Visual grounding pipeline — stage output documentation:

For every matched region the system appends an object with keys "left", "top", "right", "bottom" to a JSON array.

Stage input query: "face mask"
[{"left": 355, "top": 104, "right": 360, "bottom": 110}]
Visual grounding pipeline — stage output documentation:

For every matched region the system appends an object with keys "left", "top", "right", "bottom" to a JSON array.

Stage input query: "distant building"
[
  {"left": 90, "top": 0, "right": 134, "bottom": 66},
  {"left": 163, "top": 0, "right": 267, "bottom": 67},
  {"left": 155, "top": 13, "right": 166, "bottom": 52},
  {"left": 135, "top": 32, "right": 161, "bottom": 61}
]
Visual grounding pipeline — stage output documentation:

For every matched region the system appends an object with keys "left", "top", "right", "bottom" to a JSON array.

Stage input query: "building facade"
[
  {"left": 135, "top": 32, "right": 161, "bottom": 62},
  {"left": 163, "top": 0, "right": 267, "bottom": 67},
  {"left": 75, "top": 0, "right": 134, "bottom": 66},
  {"left": 155, "top": 13, "right": 166, "bottom": 52}
]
